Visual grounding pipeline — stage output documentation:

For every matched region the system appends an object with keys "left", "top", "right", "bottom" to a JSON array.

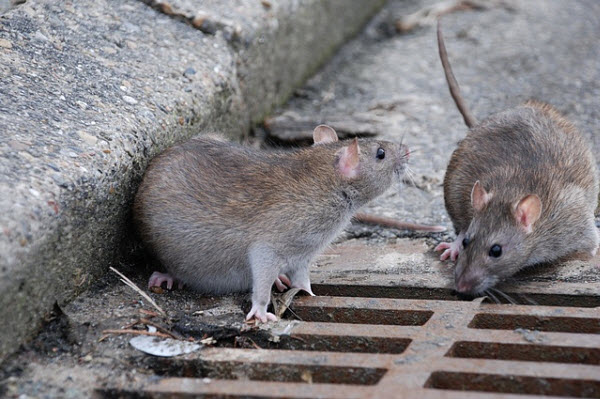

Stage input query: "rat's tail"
[{"left": 437, "top": 20, "right": 477, "bottom": 128}]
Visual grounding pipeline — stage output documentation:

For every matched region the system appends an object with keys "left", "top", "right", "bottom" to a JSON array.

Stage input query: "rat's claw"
[
  {"left": 439, "top": 248, "right": 452, "bottom": 261},
  {"left": 148, "top": 271, "right": 178, "bottom": 289},
  {"left": 246, "top": 305, "right": 277, "bottom": 323},
  {"left": 435, "top": 242, "right": 451, "bottom": 252}
]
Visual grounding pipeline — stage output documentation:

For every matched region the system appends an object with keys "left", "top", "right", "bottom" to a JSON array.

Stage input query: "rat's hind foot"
[
  {"left": 274, "top": 274, "right": 292, "bottom": 292},
  {"left": 246, "top": 304, "right": 277, "bottom": 323},
  {"left": 148, "top": 271, "right": 182, "bottom": 290}
]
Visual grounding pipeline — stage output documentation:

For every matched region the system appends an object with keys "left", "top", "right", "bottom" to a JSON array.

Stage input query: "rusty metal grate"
[{"left": 99, "top": 286, "right": 600, "bottom": 398}]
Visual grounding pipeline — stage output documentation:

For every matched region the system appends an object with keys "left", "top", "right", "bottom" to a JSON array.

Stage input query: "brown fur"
[
  {"left": 134, "top": 132, "right": 408, "bottom": 319},
  {"left": 437, "top": 22, "right": 599, "bottom": 294}
]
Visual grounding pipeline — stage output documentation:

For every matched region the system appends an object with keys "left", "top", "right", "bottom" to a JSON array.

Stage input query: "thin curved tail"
[{"left": 437, "top": 20, "right": 477, "bottom": 128}]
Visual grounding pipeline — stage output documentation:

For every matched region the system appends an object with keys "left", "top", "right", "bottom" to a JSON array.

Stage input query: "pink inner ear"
[
  {"left": 313, "top": 124, "right": 338, "bottom": 145},
  {"left": 471, "top": 181, "right": 492, "bottom": 211},
  {"left": 337, "top": 138, "right": 360, "bottom": 178},
  {"left": 515, "top": 195, "right": 542, "bottom": 233}
]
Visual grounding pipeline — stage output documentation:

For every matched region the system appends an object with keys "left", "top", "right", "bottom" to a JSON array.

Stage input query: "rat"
[
  {"left": 133, "top": 125, "right": 410, "bottom": 322},
  {"left": 434, "top": 21, "right": 599, "bottom": 295}
]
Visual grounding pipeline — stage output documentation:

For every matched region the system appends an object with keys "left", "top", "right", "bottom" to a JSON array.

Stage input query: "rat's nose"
[
  {"left": 401, "top": 144, "right": 409, "bottom": 160},
  {"left": 456, "top": 278, "right": 472, "bottom": 293}
]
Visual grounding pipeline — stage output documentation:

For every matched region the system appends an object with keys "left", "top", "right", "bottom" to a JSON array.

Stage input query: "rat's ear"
[
  {"left": 514, "top": 194, "right": 542, "bottom": 234},
  {"left": 313, "top": 124, "right": 338, "bottom": 145},
  {"left": 336, "top": 138, "right": 360, "bottom": 179},
  {"left": 471, "top": 180, "right": 492, "bottom": 211}
]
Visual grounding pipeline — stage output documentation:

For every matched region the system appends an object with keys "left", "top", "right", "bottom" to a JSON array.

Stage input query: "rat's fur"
[
  {"left": 134, "top": 127, "right": 408, "bottom": 321},
  {"left": 436, "top": 22, "right": 599, "bottom": 294}
]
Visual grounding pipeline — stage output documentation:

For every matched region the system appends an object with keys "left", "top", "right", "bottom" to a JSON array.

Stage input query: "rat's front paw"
[
  {"left": 246, "top": 304, "right": 277, "bottom": 323},
  {"left": 434, "top": 242, "right": 460, "bottom": 262}
]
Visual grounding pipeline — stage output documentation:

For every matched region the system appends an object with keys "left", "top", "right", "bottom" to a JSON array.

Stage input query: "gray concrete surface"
[
  {"left": 269, "top": 0, "right": 600, "bottom": 230},
  {"left": 0, "top": 0, "right": 385, "bottom": 361},
  {"left": 2, "top": 0, "right": 600, "bottom": 397}
]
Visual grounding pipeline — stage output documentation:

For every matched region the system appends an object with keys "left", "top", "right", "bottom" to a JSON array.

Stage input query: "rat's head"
[
  {"left": 454, "top": 181, "right": 542, "bottom": 295},
  {"left": 313, "top": 125, "right": 409, "bottom": 205}
]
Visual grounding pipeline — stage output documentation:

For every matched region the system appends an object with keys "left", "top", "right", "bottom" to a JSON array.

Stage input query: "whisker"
[
  {"left": 485, "top": 289, "right": 500, "bottom": 304},
  {"left": 518, "top": 294, "right": 539, "bottom": 306},
  {"left": 492, "top": 288, "right": 517, "bottom": 305},
  {"left": 403, "top": 168, "right": 417, "bottom": 188}
]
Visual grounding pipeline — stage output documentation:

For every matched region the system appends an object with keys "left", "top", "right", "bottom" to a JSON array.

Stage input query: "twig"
[
  {"left": 140, "top": 318, "right": 185, "bottom": 341},
  {"left": 139, "top": 309, "right": 160, "bottom": 318},
  {"left": 109, "top": 267, "right": 167, "bottom": 317},
  {"left": 101, "top": 329, "right": 172, "bottom": 338}
]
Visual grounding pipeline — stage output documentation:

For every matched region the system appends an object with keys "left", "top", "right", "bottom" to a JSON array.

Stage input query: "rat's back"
[
  {"left": 444, "top": 102, "right": 598, "bottom": 233},
  {"left": 133, "top": 137, "right": 343, "bottom": 294}
]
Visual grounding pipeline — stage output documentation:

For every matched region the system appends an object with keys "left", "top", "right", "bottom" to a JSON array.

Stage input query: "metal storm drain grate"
[{"left": 99, "top": 284, "right": 600, "bottom": 399}]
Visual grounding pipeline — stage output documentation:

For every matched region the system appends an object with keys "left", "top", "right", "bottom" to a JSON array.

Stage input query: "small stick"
[
  {"left": 109, "top": 267, "right": 167, "bottom": 318},
  {"left": 140, "top": 318, "right": 185, "bottom": 341},
  {"left": 139, "top": 309, "right": 160, "bottom": 318},
  {"left": 101, "top": 329, "right": 172, "bottom": 338}
]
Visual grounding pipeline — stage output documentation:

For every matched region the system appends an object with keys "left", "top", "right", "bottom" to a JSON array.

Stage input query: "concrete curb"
[{"left": 0, "top": 0, "right": 385, "bottom": 361}]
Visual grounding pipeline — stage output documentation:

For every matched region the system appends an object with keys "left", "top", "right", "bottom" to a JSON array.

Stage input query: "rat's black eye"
[
  {"left": 462, "top": 237, "right": 470, "bottom": 248},
  {"left": 376, "top": 147, "right": 385, "bottom": 160},
  {"left": 489, "top": 244, "right": 502, "bottom": 258}
]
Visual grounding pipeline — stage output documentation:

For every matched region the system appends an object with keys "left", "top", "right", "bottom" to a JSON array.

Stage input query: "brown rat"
[
  {"left": 134, "top": 125, "right": 409, "bottom": 322},
  {"left": 434, "top": 21, "right": 599, "bottom": 295}
]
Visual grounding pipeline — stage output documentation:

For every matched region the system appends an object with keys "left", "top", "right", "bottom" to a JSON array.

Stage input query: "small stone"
[
  {"left": 76, "top": 101, "right": 88, "bottom": 110},
  {"left": 33, "top": 31, "right": 49, "bottom": 42},
  {"left": 0, "top": 39, "right": 12, "bottom": 49},
  {"left": 183, "top": 67, "right": 196, "bottom": 77},
  {"left": 77, "top": 131, "right": 97, "bottom": 146},
  {"left": 122, "top": 95, "right": 138, "bottom": 105},
  {"left": 8, "top": 140, "right": 29, "bottom": 151},
  {"left": 150, "top": 286, "right": 164, "bottom": 294},
  {"left": 19, "top": 151, "right": 35, "bottom": 162}
]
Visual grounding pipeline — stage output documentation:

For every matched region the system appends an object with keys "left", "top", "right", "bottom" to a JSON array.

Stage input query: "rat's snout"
[{"left": 455, "top": 267, "right": 484, "bottom": 294}]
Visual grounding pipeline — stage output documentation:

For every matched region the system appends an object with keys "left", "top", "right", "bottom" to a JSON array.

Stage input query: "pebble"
[
  {"left": 77, "top": 131, "right": 97, "bottom": 146},
  {"left": 33, "top": 31, "right": 49, "bottom": 42},
  {"left": 122, "top": 95, "right": 138, "bottom": 105},
  {"left": 0, "top": 39, "right": 13, "bottom": 49},
  {"left": 183, "top": 67, "right": 196, "bottom": 77}
]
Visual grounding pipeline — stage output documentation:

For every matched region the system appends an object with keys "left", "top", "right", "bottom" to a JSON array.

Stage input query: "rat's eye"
[
  {"left": 462, "top": 237, "right": 470, "bottom": 248},
  {"left": 376, "top": 147, "right": 385, "bottom": 160},
  {"left": 489, "top": 244, "right": 502, "bottom": 258}
]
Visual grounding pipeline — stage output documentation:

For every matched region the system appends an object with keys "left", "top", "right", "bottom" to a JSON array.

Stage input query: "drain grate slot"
[
  {"left": 312, "top": 285, "right": 457, "bottom": 300},
  {"left": 469, "top": 314, "right": 600, "bottom": 334},
  {"left": 312, "top": 285, "right": 600, "bottom": 307},
  {"left": 447, "top": 341, "right": 600, "bottom": 365},
  {"left": 201, "top": 361, "right": 386, "bottom": 386},
  {"left": 289, "top": 306, "right": 433, "bottom": 325},
  {"left": 425, "top": 371, "right": 600, "bottom": 397},
  {"left": 277, "top": 334, "right": 411, "bottom": 354},
  {"left": 142, "top": 358, "right": 386, "bottom": 386}
]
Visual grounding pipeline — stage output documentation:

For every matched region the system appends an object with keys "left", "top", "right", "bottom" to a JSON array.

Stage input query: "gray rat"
[
  {"left": 134, "top": 125, "right": 409, "bottom": 322},
  {"left": 434, "top": 22, "right": 599, "bottom": 295}
]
